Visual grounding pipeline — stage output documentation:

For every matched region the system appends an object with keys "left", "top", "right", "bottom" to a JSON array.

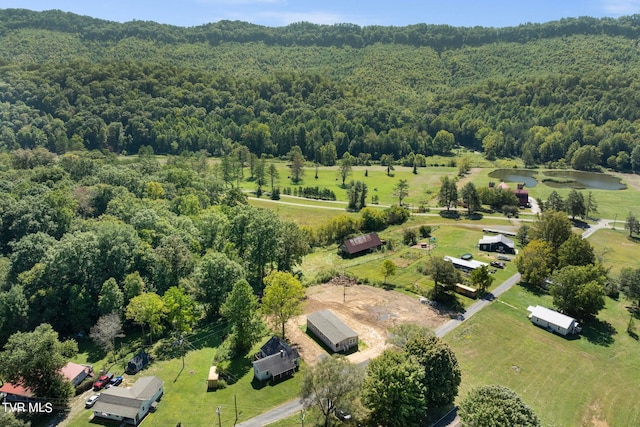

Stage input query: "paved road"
[
  {"left": 235, "top": 399, "right": 304, "bottom": 427},
  {"left": 228, "top": 218, "right": 610, "bottom": 427}
]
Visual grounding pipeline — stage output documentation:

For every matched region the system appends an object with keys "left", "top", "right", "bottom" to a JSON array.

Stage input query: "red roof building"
[{"left": 340, "top": 232, "right": 383, "bottom": 257}]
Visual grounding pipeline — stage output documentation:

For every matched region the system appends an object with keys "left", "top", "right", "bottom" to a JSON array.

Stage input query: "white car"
[{"left": 85, "top": 394, "right": 100, "bottom": 408}]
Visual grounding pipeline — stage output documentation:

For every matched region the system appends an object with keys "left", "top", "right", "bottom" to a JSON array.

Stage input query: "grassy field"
[
  {"left": 301, "top": 222, "right": 520, "bottom": 308},
  {"left": 588, "top": 228, "right": 640, "bottom": 275},
  {"left": 446, "top": 283, "right": 640, "bottom": 426},
  {"left": 444, "top": 226, "right": 640, "bottom": 427},
  {"left": 65, "top": 330, "right": 303, "bottom": 427}
]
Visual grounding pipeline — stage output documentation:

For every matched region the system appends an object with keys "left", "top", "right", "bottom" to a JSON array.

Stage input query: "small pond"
[
  {"left": 488, "top": 169, "right": 538, "bottom": 187},
  {"left": 488, "top": 169, "right": 627, "bottom": 190},
  {"left": 542, "top": 170, "right": 626, "bottom": 190}
]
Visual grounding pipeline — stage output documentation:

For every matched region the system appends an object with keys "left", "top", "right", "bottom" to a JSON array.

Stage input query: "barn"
[
  {"left": 478, "top": 234, "right": 516, "bottom": 254},
  {"left": 527, "top": 305, "right": 581, "bottom": 336},
  {"left": 307, "top": 310, "right": 358, "bottom": 353},
  {"left": 340, "top": 232, "right": 383, "bottom": 257}
]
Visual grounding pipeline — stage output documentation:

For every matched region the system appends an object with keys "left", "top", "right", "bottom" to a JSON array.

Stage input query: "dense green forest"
[
  {"left": 2, "top": 9, "right": 640, "bottom": 349},
  {"left": 1, "top": 9, "right": 640, "bottom": 171}
]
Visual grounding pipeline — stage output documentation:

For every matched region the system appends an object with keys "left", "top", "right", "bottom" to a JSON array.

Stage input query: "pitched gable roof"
[
  {"left": 342, "top": 232, "right": 382, "bottom": 255},
  {"left": 92, "top": 376, "right": 163, "bottom": 419},
  {"left": 478, "top": 234, "right": 515, "bottom": 248},
  {"left": 260, "top": 336, "right": 299, "bottom": 359},
  {"left": 307, "top": 310, "right": 358, "bottom": 344},
  {"left": 253, "top": 352, "right": 298, "bottom": 378}
]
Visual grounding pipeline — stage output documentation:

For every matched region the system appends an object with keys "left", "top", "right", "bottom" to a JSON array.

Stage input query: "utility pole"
[
  {"left": 301, "top": 409, "right": 305, "bottom": 427},
  {"left": 234, "top": 394, "right": 238, "bottom": 426},
  {"left": 216, "top": 405, "right": 222, "bottom": 427},
  {"left": 613, "top": 213, "right": 618, "bottom": 230}
]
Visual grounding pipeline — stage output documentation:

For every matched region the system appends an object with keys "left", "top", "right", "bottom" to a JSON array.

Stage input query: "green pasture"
[
  {"left": 446, "top": 283, "right": 640, "bottom": 427},
  {"left": 239, "top": 161, "right": 458, "bottom": 206},
  {"left": 588, "top": 228, "right": 640, "bottom": 274},
  {"left": 65, "top": 330, "right": 302, "bottom": 427},
  {"left": 301, "top": 223, "right": 520, "bottom": 308}
]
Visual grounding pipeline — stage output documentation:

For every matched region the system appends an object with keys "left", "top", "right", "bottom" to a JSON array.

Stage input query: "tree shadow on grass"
[
  {"left": 582, "top": 318, "right": 617, "bottom": 347},
  {"left": 516, "top": 281, "right": 548, "bottom": 297}
]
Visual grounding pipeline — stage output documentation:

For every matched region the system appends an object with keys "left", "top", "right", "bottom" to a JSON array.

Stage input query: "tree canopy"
[{"left": 459, "top": 385, "right": 541, "bottom": 427}]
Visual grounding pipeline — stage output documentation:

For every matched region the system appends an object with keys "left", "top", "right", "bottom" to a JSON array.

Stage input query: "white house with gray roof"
[
  {"left": 92, "top": 376, "right": 163, "bottom": 425},
  {"left": 307, "top": 310, "right": 358, "bottom": 353},
  {"left": 527, "top": 305, "right": 581, "bottom": 336}
]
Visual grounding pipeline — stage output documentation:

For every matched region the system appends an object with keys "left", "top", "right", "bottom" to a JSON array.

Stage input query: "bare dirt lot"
[{"left": 287, "top": 279, "right": 451, "bottom": 365}]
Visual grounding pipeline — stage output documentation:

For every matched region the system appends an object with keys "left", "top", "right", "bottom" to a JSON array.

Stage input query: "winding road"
[{"left": 234, "top": 217, "right": 610, "bottom": 427}]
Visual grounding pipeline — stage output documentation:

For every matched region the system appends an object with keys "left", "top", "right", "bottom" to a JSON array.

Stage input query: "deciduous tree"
[
  {"left": 261, "top": 271, "right": 304, "bottom": 339},
  {"left": 557, "top": 233, "right": 595, "bottom": 268},
  {"left": 338, "top": 153, "right": 353, "bottom": 186},
  {"left": 192, "top": 251, "right": 244, "bottom": 318},
  {"left": 0, "top": 324, "right": 77, "bottom": 403},
  {"left": 469, "top": 264, "right": 494, "bottom": 294},
  {"left": 459, "top": 385, "right": 541, "bottom": 427},
  {"left": 424, "top": 256, "right": 462, "bottom": 299},
  {"left": 619, "top": 267, "right": 640, "bottom": 306},
  {"left": 626, "top": 212, "right": 640, "bottom": 238},
  {"left": 404, "top": 335, "right": 461, "bottom": 411},
  {"left": 125, "top": 292, "right": 166, "bottom": 345},
  {"left": 550, "top": 264, "right": 607, "bottom": 320},
  {"left": 98, "top": 277, "right": 124, "bottom": 316},
  {"left": 163, "top": 286, "right": 199, "bottom": 334},
  {"left": 362, "top": 349, "right": 427, "bottom": 427},
  {"left": 460, "top": 182, "right": 481, "bottom": 216},
  {"left": 438, "top": 175, "right": 458, "bottom": 212},
  {"left": 90, "top": 312, "right": 124, "bottom": 363},
  {"left": 516, "top": 239, "right": 554, "bottom": 287},
  {"left": 393, "top": 179, "right": 410, "bottom": 205},
  {"left": 381, "top": 259, "right": 397, "bottom": 284},
  {"left": 220, "top": 279, "right": 264, "bottom": 354},
  {"left": 565, "top": 189, "right": 585, "bottom": 220},
  {"left": 301, "top": 356, "right": 364, "bottom": 427},
  {"left": 529, "top": 210, "right": 572, "bottom": 251}
]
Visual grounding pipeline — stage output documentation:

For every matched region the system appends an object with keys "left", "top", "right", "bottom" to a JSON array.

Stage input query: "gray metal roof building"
[{"left": 307, "top": 310, "right": 358, "bottom": 353}]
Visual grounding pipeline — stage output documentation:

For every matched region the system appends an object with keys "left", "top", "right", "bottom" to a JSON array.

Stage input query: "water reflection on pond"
[
  {"left": 488, "top": 169, "right": 538, "bottom": 187},
  {"left": 542, "top": 170, "right": 626, "bottom": 190},
  {"left": 488, "top": 169, "right": 626, "bottom": 190}
]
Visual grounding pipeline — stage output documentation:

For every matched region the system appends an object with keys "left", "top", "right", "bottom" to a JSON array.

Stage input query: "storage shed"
[
  {"left": 307, "top": 310, "right": 358, "bottom": 353},
  {"left": 478, "top": 234, "right": 516, "bottom": 254},
  {"left": 207, "top": 366, "right": 219, "bottom": 390},
  {"left": 527, "top": 305, "right": 581, "bottom": 336}
]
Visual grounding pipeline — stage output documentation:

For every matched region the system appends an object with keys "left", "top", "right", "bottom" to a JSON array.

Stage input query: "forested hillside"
[{"left": 1, "top": 9, "right": 640, "bottom": 171}]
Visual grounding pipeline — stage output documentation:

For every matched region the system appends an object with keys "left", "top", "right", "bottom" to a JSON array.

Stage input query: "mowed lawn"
[
  {"left": 446, "top": 227, "right": 640, "bottom": 426},
  {"left": 65, "top": 334, "right": 303, "bottom": 427}
]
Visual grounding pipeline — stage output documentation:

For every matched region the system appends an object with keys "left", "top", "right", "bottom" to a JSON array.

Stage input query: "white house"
[
  {"left": 92, "top": 376, "right": 164, "bottom": 425},
  {"left": 527, "top": 305, "right": 581, "bottom": 336}
]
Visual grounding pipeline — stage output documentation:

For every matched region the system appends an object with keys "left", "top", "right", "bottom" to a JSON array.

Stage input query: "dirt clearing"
[{"left": 287, "top": 279, "right": 451, "bottom": 365}]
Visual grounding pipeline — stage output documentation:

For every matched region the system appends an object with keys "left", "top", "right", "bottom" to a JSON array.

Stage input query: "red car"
[{"left": 93, "top": 373, "right": 114, "bottom": 391}]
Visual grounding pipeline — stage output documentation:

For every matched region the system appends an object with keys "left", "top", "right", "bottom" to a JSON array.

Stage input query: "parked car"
[
  {"left": 497, "top": 255, "right": 511, "bottom": 261},
  {"left": 109, "top": 376, "right": 123, "bottom": 387},
  {"left": 490, "top": 261, "right": 505, "bottom": 269},
  {"left": 335, "top": 408, "right": 352, "bottom": 421},
  {"left": 93, "top": 373, "right": 114, "bottom": 391},
  {"left": 85, "top": 394, "right": 100, "bottom": 408}
]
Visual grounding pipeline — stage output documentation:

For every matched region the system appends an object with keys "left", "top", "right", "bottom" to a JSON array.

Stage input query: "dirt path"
[{"left": 286, "top": 281, "right": 451, "bottom": 366}]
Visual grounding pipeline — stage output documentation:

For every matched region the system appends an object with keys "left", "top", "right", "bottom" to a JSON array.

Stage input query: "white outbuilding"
[{"left": 527, "top": 305, "right": 581, "bottom": 336}]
